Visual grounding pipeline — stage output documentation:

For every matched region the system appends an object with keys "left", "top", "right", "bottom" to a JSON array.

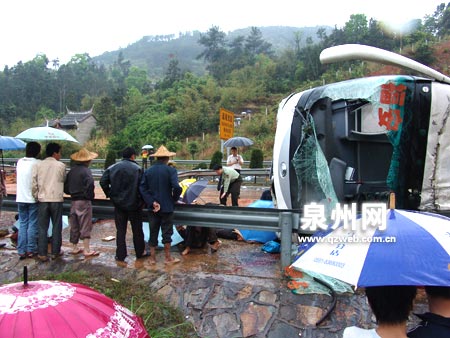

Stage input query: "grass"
[{"left": 30, "top": 268, "right": 199, "bottom": 338}]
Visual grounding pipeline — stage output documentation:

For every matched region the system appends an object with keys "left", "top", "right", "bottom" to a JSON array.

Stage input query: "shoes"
[
  {"left": 84, "top": 251, "right": 100, "bottom": 257},
  {"left": 19, "top": 253, "right": 27, "bottom": 260},
  {"left": 51, "top": 251, "right": 64, "bottom": 259},
  {"left": 38, "top": 255, "right": 49, "bottom": 262},
  {"left": 115, "top": 256, "right": 127, "bottom": 267},
  {"left": 26, "top": 252, "right": 37, "bottom": 258}
]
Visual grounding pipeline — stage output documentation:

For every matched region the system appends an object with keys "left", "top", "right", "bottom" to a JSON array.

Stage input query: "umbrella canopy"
[
  {"left": 223, "top": 136, "right": 253, "bottom": 147},
  {"left": 0, "top": 136, "right": 26, "bottom": 170},
  {"left": 0, "top": 280, "right": 150, "bottom": 338},
  {"left": 291, "top": 209, "right": 450, "bottom": 287},
  {"left": 141, "top": 144, "right": 154, "bottom": 150},
  {"left": 182, "top": 179, "right": 208, "bottom": 204},
  {"left": 0, "top": 136, "right": 26, "bottom": 150},
  {"left": 16, "top": 126, "right": 79, "bottom": 143}
]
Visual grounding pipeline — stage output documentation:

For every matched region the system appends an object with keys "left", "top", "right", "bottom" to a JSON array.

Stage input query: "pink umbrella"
[{"left": 0, "top": 276, "right": 150, "bottom": 338}]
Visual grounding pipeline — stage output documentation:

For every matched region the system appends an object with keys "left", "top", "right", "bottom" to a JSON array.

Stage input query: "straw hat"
[
  {"left": 153, "top": 145, "right": 176, "bottom": 158},
  {"left": 70, "top": 148, "right": 98, "bottom": 162}
]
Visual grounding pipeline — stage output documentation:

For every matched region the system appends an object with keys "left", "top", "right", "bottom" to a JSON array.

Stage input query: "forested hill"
[{"left": 93, "top": 26, "right": 330, "bottom": 79}]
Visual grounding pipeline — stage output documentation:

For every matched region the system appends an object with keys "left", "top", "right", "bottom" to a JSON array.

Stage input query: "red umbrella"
[{"left": 0, "top": 277, "right": 150, "bottom": 338}]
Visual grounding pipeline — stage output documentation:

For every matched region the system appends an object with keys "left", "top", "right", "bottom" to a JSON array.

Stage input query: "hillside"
[{"left": 93, "top": 25, "right": 331, "bottom": 80}]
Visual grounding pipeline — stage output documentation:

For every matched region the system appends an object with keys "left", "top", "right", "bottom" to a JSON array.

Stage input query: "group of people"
[
  {"left": 11, "top": 142, "right": 247, "bottom": 264},
  {"left": 15, "top": 142, "right": 99, "bottom": 262},
  {"left": 343, "top": 285, "right": 450, "bottom": 337},
  {"left": 100, "top": 145, "right": 183, "bottom": 265}
]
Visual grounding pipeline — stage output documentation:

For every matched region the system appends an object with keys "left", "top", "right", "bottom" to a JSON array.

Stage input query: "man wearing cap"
[
  {"left": 64, "top": 148, "right": 99, "bottom": 257},
  {"left": 100, "top": 147, "right": 147, "bottom": 264},
  {"left": 140, "top": 145, "right": 182, "bottom": 264},
  {"left": 213, "top": 164, "right": 242, "bottom": 206}
]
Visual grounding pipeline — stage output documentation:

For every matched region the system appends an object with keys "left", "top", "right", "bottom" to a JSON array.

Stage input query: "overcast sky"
[{"left": 0, "top": 0, "right": 445, "bottom": 68}]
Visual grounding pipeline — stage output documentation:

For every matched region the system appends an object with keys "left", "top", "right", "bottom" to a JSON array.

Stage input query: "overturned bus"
[{"left": 273, "top": 44, "right": 450, "bottom": 215}]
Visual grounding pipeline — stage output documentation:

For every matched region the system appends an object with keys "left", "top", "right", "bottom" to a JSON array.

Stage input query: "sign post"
[
  {"left": 219, "top": 108, "right": 234, "bottom": 140},
  {"left": 219, "top": 108, "right": 235, "bottom": 158}
]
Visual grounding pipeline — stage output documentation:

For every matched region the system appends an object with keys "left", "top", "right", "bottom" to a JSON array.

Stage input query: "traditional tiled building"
[{"left": 57, "top": 106, "right": 97, "bottom": 145}]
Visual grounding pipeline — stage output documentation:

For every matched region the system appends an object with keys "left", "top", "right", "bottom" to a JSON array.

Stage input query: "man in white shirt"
[
  {"left": 16, "top": 141, "right": 41, "bottom": 260},
  {"left": 226, "top": 147, "right": 243, "bottom": 173}
]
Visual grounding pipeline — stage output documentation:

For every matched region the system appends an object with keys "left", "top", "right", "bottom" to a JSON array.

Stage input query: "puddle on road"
[{"left": 58, "top": 216, "right": 283, "bottom": 280}]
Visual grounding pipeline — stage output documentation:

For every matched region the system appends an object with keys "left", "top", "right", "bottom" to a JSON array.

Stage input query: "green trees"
[
  {"left": 187, "top": 141, "right": 199, "bottom": 159},
  {"left": 0, "top": 6, "right": 447, "bottom": 158},
  {"left": 209, "top": 151, "right": 223, "bottom": 169},
  {"left": 249, "top": 149, "right": 264, "bottom": 169}
]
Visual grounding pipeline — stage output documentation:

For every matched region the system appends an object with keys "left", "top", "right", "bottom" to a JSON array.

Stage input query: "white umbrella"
[{"left": 16, "top": 126, "right": 79, "bottom": 143}]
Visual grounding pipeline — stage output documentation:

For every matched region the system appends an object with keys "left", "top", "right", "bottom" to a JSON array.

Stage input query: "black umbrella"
[
  {"left": 182, "top": 180, "right": 208, "bottom": 204},
  {"left": 223, "top": 136, "right": 254, "bottom": 147}
]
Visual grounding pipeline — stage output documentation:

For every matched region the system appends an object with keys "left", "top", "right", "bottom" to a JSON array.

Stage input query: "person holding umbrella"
[
  {"left": 64, "top": 148, "right": 99, "bottom": 257},
  {"left": 227, "top": 147, "right": 243, "bottom": 174},
  {"left": 344, "top": 285, "right": 417, "bottom": 338},
  {"left": 32, "top": 142, "right": 66, "bottom": 262},
  {"left": 15, "top": 142, "right": 41, "bottom": 259}
]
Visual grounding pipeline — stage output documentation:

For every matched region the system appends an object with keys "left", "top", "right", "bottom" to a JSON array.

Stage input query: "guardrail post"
[{"left": 279, "top": 211, "right": 293, "bottom": 270}]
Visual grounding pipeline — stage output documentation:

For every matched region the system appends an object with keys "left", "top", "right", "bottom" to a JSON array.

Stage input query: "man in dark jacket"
[
  {"left": 408, "top": 286, "right": 450, "bottom": 338},
  {"left": 140, "top": 145, "right": 182, "bottom": 264},
  {"left": 100, "top": 147, "right": 146, "bottom": 263}
]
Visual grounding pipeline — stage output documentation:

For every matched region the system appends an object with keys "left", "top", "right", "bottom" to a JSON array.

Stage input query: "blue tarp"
[
  {"left": 142, "top": 223, "right": 184, "bottom": 247},
  {"left": 238, "top": 200, "right": 278, "bottom": 243}
]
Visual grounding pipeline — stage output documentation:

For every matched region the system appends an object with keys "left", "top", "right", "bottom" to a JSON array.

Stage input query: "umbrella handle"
[
  {"left": 23, "top": 266, "right": 28, "bottom": 286},
  {"left": 389, "top": 192, "right": 396, "bottom": 209},
  {"left": 313, "top": 277, "right": 337, "bottom": 326}
]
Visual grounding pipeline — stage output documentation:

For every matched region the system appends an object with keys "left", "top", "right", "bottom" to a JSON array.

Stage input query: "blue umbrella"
[
  {"left": 183, "top": 180, "right": 208, "bottom": 204},
  {"left": 0, "top": 136, "right": 26, "bottom": 170},
  {"left": 0, "top": 136, "right": 26, "bottom": 151},
  {"left": 223, "top": 136, "right": 253, "bottom": 147},
  {"left": 291, "top": 209, "right": 450, "bottom": 287}
]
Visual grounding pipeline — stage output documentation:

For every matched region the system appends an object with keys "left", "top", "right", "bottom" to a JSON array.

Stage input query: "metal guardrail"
[
  {"left": 1, "top": 158, "right": 272, "bottom": 168},
  {"left": 2, "top": 158, "right": 271, "bottom": 181},
  {"left": 2, "top": 195, "right": 300, "bottom": 269}
]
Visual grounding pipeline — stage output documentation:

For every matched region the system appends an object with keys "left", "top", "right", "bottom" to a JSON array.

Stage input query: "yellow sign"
[{"left": 219, "top": 108, "right": 234, "bottom": 140}]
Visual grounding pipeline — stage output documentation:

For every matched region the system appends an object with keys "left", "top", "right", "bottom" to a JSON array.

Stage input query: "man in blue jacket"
[
  {"left": 100, "top": 147, "right": 146, "bottom": 264},
  {"left": 140, "top": 145, "right": 182, "bottom": 265}
]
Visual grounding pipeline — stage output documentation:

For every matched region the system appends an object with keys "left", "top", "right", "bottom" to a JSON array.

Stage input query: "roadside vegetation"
[{"left": 1, "top": 4, "right": 449, "bottom": 162}]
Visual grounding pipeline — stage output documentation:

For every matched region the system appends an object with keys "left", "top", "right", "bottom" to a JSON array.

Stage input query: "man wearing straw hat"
[
  {"left": 64, "top": 148, "right": 99, "bottom": 257},
  {"left": 140, "top": 145, "right": 182, "bottom": 265}
]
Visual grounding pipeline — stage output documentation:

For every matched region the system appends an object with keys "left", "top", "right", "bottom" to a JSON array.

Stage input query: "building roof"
[{"left": 59, "top": 106, "right": 95, "bottom": 127}]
